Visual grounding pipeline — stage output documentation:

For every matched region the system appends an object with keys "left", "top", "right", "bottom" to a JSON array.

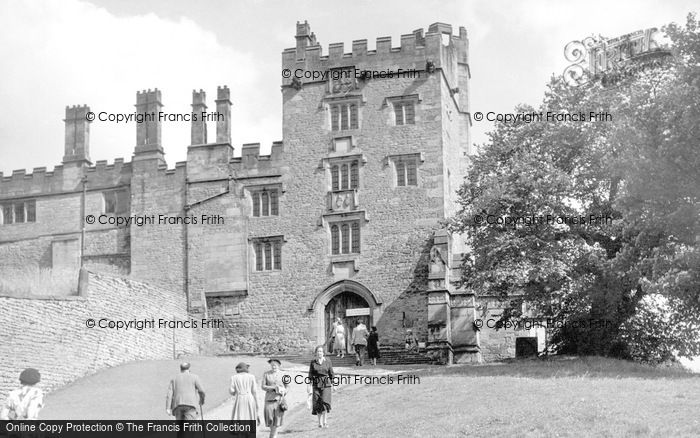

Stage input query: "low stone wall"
[{"left": 0, "top": 270, "right": 202, "bottom": 398}]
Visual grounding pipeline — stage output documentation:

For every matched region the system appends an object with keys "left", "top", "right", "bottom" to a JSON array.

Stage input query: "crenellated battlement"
[
  {"left": 158, "top": 160, "right": 188, "bottom": 178},
  {"left": 87, "top": 158, "right": 128, "bottom": 172},
  {"left": 230, "top": 141, "right": 285, "bottom": 176},
  {"left": 282, "top": 22, "right": 468, "bottom": 90},
  {"left": 0, "top": 159, "right": 134, "bottom": 197}
]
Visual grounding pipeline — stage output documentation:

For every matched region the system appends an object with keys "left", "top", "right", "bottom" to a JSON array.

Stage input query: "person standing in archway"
[
  {"left": 367, "top": 326, "right": 380, "bottom": 366},
  {"left": 333, "top": 317, "right": 347, "bottom": 358},
  {"left": 351, "top": 320, "right": 369, "bottom": 366}
]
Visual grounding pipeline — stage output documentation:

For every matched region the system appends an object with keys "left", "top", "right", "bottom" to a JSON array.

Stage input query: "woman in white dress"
[
  {"left": 333, "top": 317, "right": 346, "bottom": 358},
  {"left": 230, "top": 362, "right": 260, "bottom": 423}
]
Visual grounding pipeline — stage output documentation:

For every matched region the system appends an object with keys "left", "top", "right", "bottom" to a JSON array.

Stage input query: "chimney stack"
[
  {"left": 295, "top": 20, "right": 316, "bottom": 60},
  {"left": 133, "top": 89, "right": 164, "bottom": 162},
  {"left": 63, "top": 105, "right": 92, "bottom": 165},
  {"left": 191, "top": 89, "right": 207, "bottom": 145},
  {"left": 215, "top": 86, "right": 231, "bottom": 144}
]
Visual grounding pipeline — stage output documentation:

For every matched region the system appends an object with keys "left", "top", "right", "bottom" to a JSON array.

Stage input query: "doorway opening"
[{"left": 324, "top": 291, "right": 370, "bottom": 353}]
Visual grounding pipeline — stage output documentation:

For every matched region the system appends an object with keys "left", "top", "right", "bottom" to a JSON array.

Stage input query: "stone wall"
[
  {"left": 0, "top": 271, "right": 200, "bottom": 399},
  {"left": 475, "top": 296, "right": 546, "bottom": 361},
  {"left": 129, "top": 161, "right": 187, "bottom": 296}
]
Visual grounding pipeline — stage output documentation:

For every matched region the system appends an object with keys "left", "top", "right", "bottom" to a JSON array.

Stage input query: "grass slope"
[
  {"left": 37, "top": 355, "right": 700, "bottom": 436},
  {"left": 281, "top": 356, "right": 700, "bottom": 437}
]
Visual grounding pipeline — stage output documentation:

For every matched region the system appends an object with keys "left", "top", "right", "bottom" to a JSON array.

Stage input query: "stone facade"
[{"left": 1, "top": 21, "right": 535, "bottom": 365}]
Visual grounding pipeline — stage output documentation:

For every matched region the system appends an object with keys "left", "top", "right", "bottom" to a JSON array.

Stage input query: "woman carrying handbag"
[{"left": 261, "top": 358, "right": 288, "bottom": 438}]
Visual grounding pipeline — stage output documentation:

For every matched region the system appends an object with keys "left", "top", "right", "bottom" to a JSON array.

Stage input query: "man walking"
[
  {"left": 351, "top": 320, "right": 369, "bottom": 366},
  {"left": 166, "top": 362, "right": 206, "bottom": 420}
]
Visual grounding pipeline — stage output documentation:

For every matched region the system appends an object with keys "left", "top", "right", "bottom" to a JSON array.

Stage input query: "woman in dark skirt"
[
  {"left": 367, "top": 326, "right": 380, "bottom": 366},
  {"left": 308, "top": 345, "right": 334, "bottom": 428}
]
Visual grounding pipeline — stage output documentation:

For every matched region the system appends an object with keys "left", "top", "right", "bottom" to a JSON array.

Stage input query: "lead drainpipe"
[{"left": 80, "top": 175, "right": 87, "bottom": 268}]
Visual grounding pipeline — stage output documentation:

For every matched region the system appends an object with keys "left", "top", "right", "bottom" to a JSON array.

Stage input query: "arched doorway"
[
  {"left": 308, "top": 280, "right": 383, "bottom": 348},
  {"left": 325, "top": 291, "right": 370, "bottom": 353}
]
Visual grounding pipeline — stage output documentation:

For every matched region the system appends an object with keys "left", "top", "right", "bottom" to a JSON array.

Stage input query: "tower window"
[
  {"left": 396, "top": 158, "right": 419, "bottom": 187},
  {"left": 251, "top": 188, "right": 280, "bottom": 217},
  {"left": 389, "top": 153, "right": 423, "bottom": 187},
  {"left": 261, "top": 191, "right": 269, "bottom": 216},
  {"left": 103, "top": 190, "right": 129, "bottom": 214},
  {"left": 264, "top": 242, "right": 272, "bottom": 270},
  {"left": 341, "top": 223, "right": 350, "bottom": 253},
  {"left": 394, "top": 101, "right": 415, "bottom": 125},
  {"left": 14, "top": 203, "right": 25, "bottom": 223},
  {"left": 1, "top": 204, "right": 12, "bottom": 225},
  {"left": 252, "top": 237, "right": 283, "bottom": 271},
  {"left": 330, "top": 221, "right": 361, "bottom": 255},
  {"left": 331, "top": 160, "right": 360, "bottom": 191},
  {"left": 1, "top": 200, "right": 36, "bottom": 225},
  {"left": 330, "top": 103, "right": 359, "bottom": 131}
]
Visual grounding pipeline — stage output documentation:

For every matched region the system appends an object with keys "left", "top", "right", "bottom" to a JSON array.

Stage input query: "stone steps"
[
  {"left": 270, "top": 345, "right": 438, "bottom": 367},
  {"left": 378, "top": 346, "right": 436, "bottom": 365}
]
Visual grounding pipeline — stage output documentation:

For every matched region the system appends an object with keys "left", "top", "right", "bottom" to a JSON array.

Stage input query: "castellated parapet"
[
  {"left": 282, "top": 22, "right": 469, "bottom": 113},
  {"left": 0, "top": 159, "right": 131, "bottom": 198}
]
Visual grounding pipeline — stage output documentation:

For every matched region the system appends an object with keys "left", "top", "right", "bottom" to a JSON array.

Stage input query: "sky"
[{"left": 0, "top": 0, "right": 697, "bottom": 174}]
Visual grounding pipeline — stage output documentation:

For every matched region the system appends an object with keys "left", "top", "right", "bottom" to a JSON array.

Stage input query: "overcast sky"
[{"left": 0, "top": 0, "right": 697, "bottom": 174}]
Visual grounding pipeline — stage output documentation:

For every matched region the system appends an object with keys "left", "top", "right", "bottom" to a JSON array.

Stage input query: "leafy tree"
[{"left": 451, "top": 14, "right": 700, "bottom": 362}]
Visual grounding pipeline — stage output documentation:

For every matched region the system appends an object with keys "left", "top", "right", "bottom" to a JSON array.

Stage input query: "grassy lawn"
[
  {"left": 37, "top": 355, "right": 700, "bottom": 436},
  {"left": 280, "top": 356, "right": 700, "bottom": 437}
]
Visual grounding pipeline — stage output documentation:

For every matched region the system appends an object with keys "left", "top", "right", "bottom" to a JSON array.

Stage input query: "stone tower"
[{"left": 250, "top": 21, "right": 479, "bottom": 360}]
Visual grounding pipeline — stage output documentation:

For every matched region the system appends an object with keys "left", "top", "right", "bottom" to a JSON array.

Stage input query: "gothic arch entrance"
[{"left": 308, "top": 280, "right": 383, "bottom": 348}]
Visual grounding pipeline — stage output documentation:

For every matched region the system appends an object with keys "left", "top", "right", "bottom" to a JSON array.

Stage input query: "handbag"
[{"left": 279, "top": 396, "right": 288, "bottom": 411}]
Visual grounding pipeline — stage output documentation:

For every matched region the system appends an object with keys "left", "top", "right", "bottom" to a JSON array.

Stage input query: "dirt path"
[{"left": 204, "top": 364, "right": 411, "bottom": 437}]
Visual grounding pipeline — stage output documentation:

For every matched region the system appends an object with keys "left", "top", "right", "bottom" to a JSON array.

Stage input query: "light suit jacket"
[{"left": 166, "top": 372, "right": 205, "bottom": 411}]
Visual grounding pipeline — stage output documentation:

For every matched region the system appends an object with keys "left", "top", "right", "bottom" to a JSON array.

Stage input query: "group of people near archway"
[{"left": 328, "top": 317, "right": 380, "bottom": 366}]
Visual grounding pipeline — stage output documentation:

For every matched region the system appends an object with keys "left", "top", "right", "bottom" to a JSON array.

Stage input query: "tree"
[{"left": 451, "top": 14, "right": 700, "bottom": 362}]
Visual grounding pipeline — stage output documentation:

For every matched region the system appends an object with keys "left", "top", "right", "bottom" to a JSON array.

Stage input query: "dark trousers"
[
  {"left": 173, "top": 405, "right": 199, "bottom": 420},
  {"left": 173, "top": 405, "right": 199, "bottom": 438},
  {"left": 354, "top": 344, "right": 366, "bottom": 365}
]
